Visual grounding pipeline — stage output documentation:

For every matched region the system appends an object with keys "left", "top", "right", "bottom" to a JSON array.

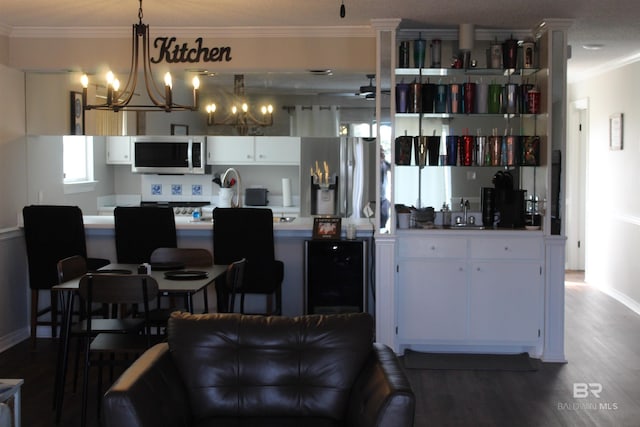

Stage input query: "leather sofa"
[{"left": 102, "top": 312, "right": 415, "bottom": 427}]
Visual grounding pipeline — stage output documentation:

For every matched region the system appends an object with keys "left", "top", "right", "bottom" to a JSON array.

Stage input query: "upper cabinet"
[
  {"left": 105, "top": 136, "right": 132, "bottom": 164},
  {"left": 206, "top": 136, "right": 300, "bottom": 165}
]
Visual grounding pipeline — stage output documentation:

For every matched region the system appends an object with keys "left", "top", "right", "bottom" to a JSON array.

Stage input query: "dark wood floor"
[{"left": 1, "top": 271, "right": 639, "bottom": 427}]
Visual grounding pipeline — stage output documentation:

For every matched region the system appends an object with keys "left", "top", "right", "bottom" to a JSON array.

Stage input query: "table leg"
[{"left": 13, "top": 386, "right": 21, "bottom": 427}]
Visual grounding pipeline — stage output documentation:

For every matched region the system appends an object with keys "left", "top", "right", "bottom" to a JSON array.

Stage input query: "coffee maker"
[{"left": 481, "top": 171, "right": 526, "bottom": 228}]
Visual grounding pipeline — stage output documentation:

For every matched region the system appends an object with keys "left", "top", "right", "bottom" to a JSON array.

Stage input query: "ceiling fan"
[{"left": 357, "top": 74, "right": 389, "bottom": 99}]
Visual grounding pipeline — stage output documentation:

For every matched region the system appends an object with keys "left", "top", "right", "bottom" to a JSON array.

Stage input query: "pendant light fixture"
[
  {"left": 206, "top": 75, "right": 274, "bottom": 136},
  {"left": 80, "top": 0, "right": 200, "bottom": 112}
]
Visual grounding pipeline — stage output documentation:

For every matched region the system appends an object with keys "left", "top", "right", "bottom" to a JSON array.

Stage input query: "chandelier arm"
[
  {"left": 141, "top": 24, "right": 168, "bottom": 107},
  {"left": 112, "top": 24, "right": 141, "bottom": 108}
]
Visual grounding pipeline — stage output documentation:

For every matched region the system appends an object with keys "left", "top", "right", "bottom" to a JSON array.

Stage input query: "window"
[{"left": 63, "top": 135, "right": 96, "bottom": 193}]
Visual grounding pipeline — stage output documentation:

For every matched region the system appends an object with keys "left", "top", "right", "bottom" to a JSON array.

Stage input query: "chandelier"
[
  {"left": 206, "top": 75, "right": 274, "bottom": 136},
  {"left": 80, "top": 0, "right": 199, "bottom": 112}
]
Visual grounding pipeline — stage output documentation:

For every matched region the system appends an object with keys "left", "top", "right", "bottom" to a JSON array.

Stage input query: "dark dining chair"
[
  {"left": 113, "top": 206, "right": 177, "bottom": 264},
  {"left": 225, "top": 258, "right": 247, "bottom": 313},
  {"left": 57, "top": 255, "right": 145, "bottom": 394},
  {"left": 77, "top": 273, "right": 160, "bottom": 427},
  {"left": 22, "top": 205, "right": 109, "bottom": 346},
  {"left": 213, "top": 208, "right": 284, "bottom": 315},
  {"left": 148, "top": 247, "right": 214, "bottom": 330}
]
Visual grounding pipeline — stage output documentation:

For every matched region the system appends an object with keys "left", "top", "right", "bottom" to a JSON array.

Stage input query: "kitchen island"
[{"left": 82, "top": 215, "right": 377, "bottom": 316}]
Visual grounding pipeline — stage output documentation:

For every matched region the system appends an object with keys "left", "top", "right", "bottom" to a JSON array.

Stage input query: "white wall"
[{"left": 569, "top": 61, "right": 640, "bottom": 311}]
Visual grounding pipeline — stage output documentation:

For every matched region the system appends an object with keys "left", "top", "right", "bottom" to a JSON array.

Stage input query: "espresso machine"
[{"left": 481, "top": 171, "right": 526, "bottom": 228}]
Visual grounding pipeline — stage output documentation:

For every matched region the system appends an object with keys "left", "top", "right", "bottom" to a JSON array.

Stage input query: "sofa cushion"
[{"left": 167, "top": 312, "right": 373, "bottom": 424}]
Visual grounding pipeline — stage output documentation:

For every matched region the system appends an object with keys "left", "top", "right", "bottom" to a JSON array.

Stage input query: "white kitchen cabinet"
[
  {"left": 255, "top": 137, "right": 300, "bottom": 164},
  {"left": 206, "top": 136, "right": 254, "bottom": 164},
  {"left": 396, "top": 231, "right": 544, "bottom": 352},
  {"left": 397, "top": 259, "right": 467, "bottom": 341},
  {"left": 206, "top": 136, "right": 300, "bottom": 165},
  {"left": 106, "top": 136, "right": 131, "bottom": 164}
]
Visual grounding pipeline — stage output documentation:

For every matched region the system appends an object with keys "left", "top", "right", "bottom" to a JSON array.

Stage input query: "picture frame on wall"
[
  {"left": 171, "top": 124, "right": 189, "bottom": 135},
  {"left": 609, "top": 113, "right": 623, "bottom": 151},
  {"left": 312, "top": 216, "right": 342, "bottom": 240},
  {"left": 70, "top": 91, "right": 84, "bottom": 135}
]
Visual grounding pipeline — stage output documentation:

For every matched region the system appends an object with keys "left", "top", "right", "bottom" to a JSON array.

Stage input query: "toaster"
[{"left": 244, "top": 188, "right": 269, "bottom": 206}]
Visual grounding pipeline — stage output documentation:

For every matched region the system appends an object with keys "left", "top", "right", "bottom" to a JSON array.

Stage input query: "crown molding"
[
  {"left": 569, "top": 51, "right": 640, "bottom": 83},
  {"left": 9, "top": 25, "right": 375, "bottom": 39}
]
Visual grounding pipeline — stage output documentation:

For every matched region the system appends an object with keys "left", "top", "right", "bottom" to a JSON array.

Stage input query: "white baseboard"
[
  {"left": 594, "top": 284, "right": 640, "bottom": 316},
  {"left": 0, "top": 328, "right": 29, "bottom": 354}
]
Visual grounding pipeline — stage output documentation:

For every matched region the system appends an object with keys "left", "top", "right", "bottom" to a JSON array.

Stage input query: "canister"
[
  {"left": 505, "top": 135, "right": 518, "bottom": 166},
  {"left": 396, "top": 82, "right": 409, "bottom": 113},
  {"left": 395, "top": 135, "right": 413, "bottom": 165},
  {"left": 427, "top": 136, "right": 441, "bottom": 166},
  {"left": 528, "top": 87, "right": 541, "bottom": 114},
  {"left": 446, "top": 135, "right": 459, "bottom": 166},
  {"left": 489, "top": 43, "right": 502, "bottom": 69},
  {"left": 475, "top": 83, "right": 488, "bottom": 114},
  {"left": 502, "top": 36, "right": 518, "bottom": 69},
  {"left": 520, "top": 84, "right": 534, "bottom": 113},
  {"left": 409, "top": 82, "right": 422, "bottom": 113},
  {"left": 399, "top": 41, "right": 411, "bottom": 68},
  {"left": 488, "top": 84, "right": 502, "bottom": 114},
  {"left": 490, "top": 135, "right": 501, "bottom": 166},
  {"left": 414, "top": 37, "right": 427, "bottom": 68},
  {"left": 435, "top": 84, "right": 447, "bottom": 113},
  {"left": 430, "top": 39, "right": 442, "bottom": 68},
  {"left": 504, "top": 83, "right": 518, "bottom": 114},
  {"left": 449, "top": 84, "right": 462, "bottom": 113},
  {"left": 463, "top": 82, "right": 476, "bottom": 114},
  {"left": 522, "top": 41, "right": 535, "bottom": 69},
  {"left": 413, "top": 136, "right": 428, "bottom": 167},
  {"left": 521, "top": 135, "right": 541, "bottom": 165},
  {"left": 475, "top": 135, "right": 487, "bottom": 166},
  {"left": 421, "top": 83, "right": 436, "bottom": 113},
  {"left": 460, "top": 135, "right": 474, "bottom": 166}
]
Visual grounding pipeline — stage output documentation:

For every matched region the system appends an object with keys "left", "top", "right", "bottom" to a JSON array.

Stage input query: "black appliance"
[
  {"left": 482, "top": 171, "right": 526, "bottom": 228},
  {"left": 132, "top": 136, "right": 205, "bottom": 174},
  {"left": 304, "top": 240, "right": 366, "bottom": 314}
]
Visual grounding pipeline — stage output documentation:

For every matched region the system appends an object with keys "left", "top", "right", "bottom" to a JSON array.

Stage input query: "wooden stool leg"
[{"left": 30, "top": 290, "right": 38, "bottom": 347}]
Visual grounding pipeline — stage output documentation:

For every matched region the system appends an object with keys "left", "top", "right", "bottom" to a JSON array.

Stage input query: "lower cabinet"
[{"left": 396, "top": 232, "right": 543, "bottom": 351}]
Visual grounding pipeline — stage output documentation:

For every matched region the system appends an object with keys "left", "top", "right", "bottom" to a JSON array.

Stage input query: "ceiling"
[{"left": 2, "top": 0, "right": 639, "bottom": 94}]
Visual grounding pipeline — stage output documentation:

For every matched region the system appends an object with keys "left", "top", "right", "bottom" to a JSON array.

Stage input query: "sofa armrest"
[
  {"left": 102, "top": 343, "right": 192, "bottom": 427},
  {"left": 347, "top": 343, "right": 416, "bottom": 427}
]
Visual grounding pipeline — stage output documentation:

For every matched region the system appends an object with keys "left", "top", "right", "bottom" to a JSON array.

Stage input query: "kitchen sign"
[{"left": 151, "top": 37, "right": 232, "bottom": 64}]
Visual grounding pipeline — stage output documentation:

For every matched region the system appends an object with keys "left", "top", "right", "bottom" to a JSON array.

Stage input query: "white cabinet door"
[
  {"left": 106, "top": 136, "right": 131, "bottom": 164},
  {"left": 255, "top": 137, "right": 300, "bottom": 164},
  {"left": 206, "top": 136, "right": 254, "bottom": 164},
  {"left": 397, "top": 259, "right": 467, "bottom": 341},
  {"left": 469, "top": 261, "right": 542, "bottom": 343}
]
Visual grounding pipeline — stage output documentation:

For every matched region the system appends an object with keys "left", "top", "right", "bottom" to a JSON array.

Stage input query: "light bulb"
[
  {"left": 164, "top": 72, "right": 172, "bottom": 88},
  {"left": 267, "top": 105, "right": 274, "bottom": 114},
  {"left": 80, "top": 74, "right": 89, "bottom": 88},
  {"left": 192, "top": 76, "right": 200, "bottom": 89},
  {"left": 112, "top": 79, "right": 120, "bottom": 92},
  {"left": 232, "top": 105, "right": 238, "bottom": 114},
  {"left": 242, "top": 103, "right": 248, "bottom": 113},
  {"left": 106, "top": 71, "right": 114, "bottom": 85}
]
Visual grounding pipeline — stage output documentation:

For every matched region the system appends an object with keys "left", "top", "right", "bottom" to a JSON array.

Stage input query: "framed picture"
[
  {"left": 70, "top": 91, "right": 84, "bottom": 135},
  {"left": 609, "top": 113, "right": 623, "bottom": 150},
  {"left": 171, "top": 124, "right": 189, "bottom": 135},
  {"left": 312, "top": 216, "right": 342, "bottom": 240}
]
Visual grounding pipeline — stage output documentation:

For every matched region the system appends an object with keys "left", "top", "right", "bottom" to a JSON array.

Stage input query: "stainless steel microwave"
[{"left": 132, "top": 136, "right": 206, "bottom": 174}]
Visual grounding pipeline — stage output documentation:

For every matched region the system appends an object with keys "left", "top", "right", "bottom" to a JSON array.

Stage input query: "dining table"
[{"left": 51, "top": 262, "right": 228, "bottom": 423}]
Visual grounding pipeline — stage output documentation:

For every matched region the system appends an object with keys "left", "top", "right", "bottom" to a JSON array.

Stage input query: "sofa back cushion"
[{"left": 167, "top": 312, "right": 373, "bottom": 422}]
